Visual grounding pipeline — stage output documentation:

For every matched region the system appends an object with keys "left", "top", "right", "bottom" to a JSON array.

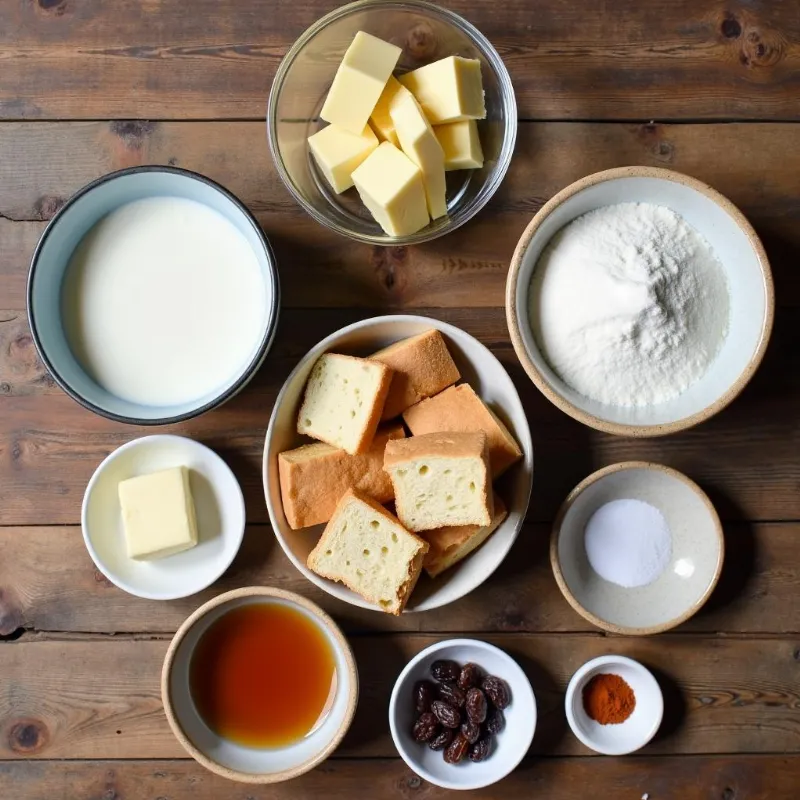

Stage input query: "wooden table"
[{"left": 1, "top": 1, "right": 799, "bottom": 797}]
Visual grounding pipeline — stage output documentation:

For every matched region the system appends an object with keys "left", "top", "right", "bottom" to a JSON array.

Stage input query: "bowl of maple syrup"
[{"left": 161, "top": 586, "right": 358, "bottom": 783}]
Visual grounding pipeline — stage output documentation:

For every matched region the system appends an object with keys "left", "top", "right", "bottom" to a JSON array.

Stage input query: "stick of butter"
[
  {"left": 389, "top": 90, "right": 447, "bottom": 220},
  {"left": 369, "top": 75, "right": 406, "bottom": 146},
  {"left": 308, "top": 124, "right": 379, "bottom": 194},
  {"left": 399, "top": 56, "right": 486, "bottom": 125},
  {"left": 352, "top": 142, "right": 430, "bottom": 237},
  {"left": 118, "top": 466, "right": 199, "bottom": 561},
  {"left": 434, "top": 119, "right": 484, "bottom": 171},
  {"left": 320, "top": 31, "right": 402, "bottom": 134}
]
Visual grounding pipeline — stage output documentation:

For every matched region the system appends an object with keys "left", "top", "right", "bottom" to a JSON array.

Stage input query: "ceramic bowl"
[
  {"left": 268, "top": 0, "right": 516, "bottom": 245},
  {"left": 551, "top": 462, "right": 724, "bottom": 635},
  {"left": 263, "top": 314, "right": 533, "bottom": 613},
  {"left": 162, "top": 587, "right": 358, "bottom": 783},
  {"left": 28, "top": 166, "right": 280, "bottom": 424},
  {"left": 565, "top": 655, "right": 663, "bottom": 755},
  {"left": 389, "top": 638, "right": 536, "bottom": 790},
  {"left": 506, "top": 166, "right": 774, "bottom": 436},
  {"left": 82, "top": 435, "right": 246, "bottom": 600}
]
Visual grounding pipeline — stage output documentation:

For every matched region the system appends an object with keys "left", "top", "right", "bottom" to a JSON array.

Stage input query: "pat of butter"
[
  {"left": 320, "top": 31, "right": 402, "bottom": 134},
  {"left": 369, "top": 75, "right": 406, "bottom": 146},
  {"left": 118, "top": 466, "right": 198, "bottom": 561},
  {"left": 352, "top": 142, "right": 430, "bottom": 237},
  {"left": 399, "top": 56, "right": 485, "bottom": 125},
  {"left": 308, "top": 123, "right": 379, "bottom": 194},
  {"left": 434, "top": 119, "right": 484, "bottom": 171},
  {"left": 389, "top": 90, "right": 447, "bottom": 220}
]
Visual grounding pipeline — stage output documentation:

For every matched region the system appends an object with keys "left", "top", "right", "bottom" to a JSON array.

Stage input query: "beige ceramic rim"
[
  {"left": 505, "top": 165, "right": 775, "bottom": 437},
  {"left": 161, "top": 586, "right": 358, "bottom": 784},
  {"left": 550, "top": 461, "right": 725, "bottom": 635}
]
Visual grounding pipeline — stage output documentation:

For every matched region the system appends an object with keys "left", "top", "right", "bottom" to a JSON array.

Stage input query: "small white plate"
[
  {"left": 565, "top": 654, "right": 663, "bottom": 755},
  {"left": 389, "top": 639, "right": 536, "bottom": 791},
  {"left": 82, "top": 434, "right": 245, "bottom": 599}
]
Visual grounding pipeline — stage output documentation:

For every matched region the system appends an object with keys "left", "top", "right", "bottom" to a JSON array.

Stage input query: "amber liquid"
[{"left": 189, "top": 602, "right": 337, "bottom": 748}]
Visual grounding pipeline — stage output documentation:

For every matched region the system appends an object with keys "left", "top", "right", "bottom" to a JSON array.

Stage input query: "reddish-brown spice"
[{"left": 582, "top": 673, "right": 636, "bottom": 725}]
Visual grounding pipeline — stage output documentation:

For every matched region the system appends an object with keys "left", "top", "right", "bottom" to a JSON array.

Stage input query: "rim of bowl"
[
  {"left": 549, "top": 460, "right": 726, "bottom": 636},
  {"left": 80, "top": 434, "right": 246, "bottom": 601},
  {"left": 262, "top": 313, "right": 534, "bottom": 613},
  {"left": 388, "top": 638, "right": 536, "bottom": 790},
  {"left": 27, "top": 165, "right": 281, "bottom": 426},
  {"left": 505, "top": 165, "right": 775, "bottom": 437},
  {"left": 161, "top": 586, "right": 359, "bottom": 784},
  {"left": 564, "top": 654, "right": 664, "bottom": 755},
  {"left": 266, "top": 0, "right": 517, "bottom": 246}
]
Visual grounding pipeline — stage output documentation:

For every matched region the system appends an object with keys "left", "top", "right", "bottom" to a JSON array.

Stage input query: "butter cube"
[
  {"left": 399, "top": 56, "right": 485, "bottom": 125},
  {"left": 118, "top": 467, "right": 198, "bottom": 561},
  {"left": 320, "top": 31, "right": 402, "bottom": 134},
  {"left": 434, "top": 119, "right": 484, "bottom": 171},
  {"left": 352, "top": 142, "right": 430, "bottom": 237},
  {"left": 369, "top": 76, "right": 407, "bottom": 146},
  {"left": 308, "top": 124, "right": 379, "bottom": 194},
  {"left": 389, "top": 90, "right": 447, "bottom": 220}
]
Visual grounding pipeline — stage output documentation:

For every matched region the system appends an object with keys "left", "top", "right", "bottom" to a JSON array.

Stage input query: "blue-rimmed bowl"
[{"left": 28, "top": 166, "right": 280, "bottom": 424}]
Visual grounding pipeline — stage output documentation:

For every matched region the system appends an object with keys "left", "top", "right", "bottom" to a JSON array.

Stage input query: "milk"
[{"left": 62, "top": 196, "right": 267, "bottom": 407}]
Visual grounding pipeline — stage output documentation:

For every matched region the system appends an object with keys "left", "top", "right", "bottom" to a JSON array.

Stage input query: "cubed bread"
[
  {"left": 384, "top": 431, "right": 493, "bottom": 531},
  {"left": 279, "top": 423, "right": 405, "bottom": 530},
  {"left": 307, "top": 489, "right": 429, "bottom": 615},
  {"left": 421, "top": 494, "right": 507, "bottom": 578},
  {"left": 370, "top": 329, "right": 461, "bottom": 420},
  {"left": 403, "top": 384, "right": 522, "bottom": 477},
  {"left": 297, "top": 353, "right": 393, "bottom": 455}
]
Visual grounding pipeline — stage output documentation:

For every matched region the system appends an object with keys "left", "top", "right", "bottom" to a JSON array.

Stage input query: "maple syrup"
[{"left": 189, "top": 601, "right": 336, "bottom": 748}]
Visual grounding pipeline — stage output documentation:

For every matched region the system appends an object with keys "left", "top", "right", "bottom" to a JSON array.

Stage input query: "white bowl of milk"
[{"left": 28, "top": 166, "right": 280, "bottom": 423}]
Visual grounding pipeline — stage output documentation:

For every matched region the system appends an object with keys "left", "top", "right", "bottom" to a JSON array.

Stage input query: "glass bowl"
[{"left": 267, "top": 0, "right": 517, "bottom": 245}]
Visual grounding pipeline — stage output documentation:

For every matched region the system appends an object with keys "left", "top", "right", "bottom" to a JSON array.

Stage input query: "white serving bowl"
[
  {"left": 565, "top": 655, "right": 663, "bottom": 755},
  {"left": 551, "top": 462, "right": 724, "bottom": 635},
  {"left": 262, "top": 315, "right": 533, "bottom": 613},
  {"left": 82, "top": 435, "right": 246, "bottom": 600},
  {"left": 506, "top": 166, "right": 774, "bottom": 436},
  {"left": 162, "top": 587, "right": 358, "bottom": 783},
  {"left": 389, "top": 638, "right": 536, "bottom": 790}
]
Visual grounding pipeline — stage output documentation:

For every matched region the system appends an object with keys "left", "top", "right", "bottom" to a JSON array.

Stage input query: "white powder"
[
  {"left": 529, "top": 203, "right": 730, "bottom": 407},
  {"left": 584, "top": 499, "right": 672, "bottom": 588}
]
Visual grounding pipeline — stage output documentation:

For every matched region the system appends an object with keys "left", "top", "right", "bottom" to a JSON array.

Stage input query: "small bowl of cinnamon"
[{"left": 564, "top": 655, "right": 663, "bottom": 755}]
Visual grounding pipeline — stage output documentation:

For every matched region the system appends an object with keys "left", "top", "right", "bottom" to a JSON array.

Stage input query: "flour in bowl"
[{"left": 529, "top": 202, "right": 730, "bottom": 407}]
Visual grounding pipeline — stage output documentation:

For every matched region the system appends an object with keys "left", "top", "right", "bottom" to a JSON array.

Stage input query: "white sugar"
[{"left": 584, "top": 499, "right": 672, "bottom": 588}]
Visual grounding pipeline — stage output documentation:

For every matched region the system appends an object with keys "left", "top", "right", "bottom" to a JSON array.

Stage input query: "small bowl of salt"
[{"left": 551, "top": 461, "right": 724, "bottom": 635}]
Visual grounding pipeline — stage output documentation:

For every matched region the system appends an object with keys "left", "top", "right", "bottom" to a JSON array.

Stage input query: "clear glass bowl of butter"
[{"left": 267, "top": 0, "right": 517, "bottom": 245}]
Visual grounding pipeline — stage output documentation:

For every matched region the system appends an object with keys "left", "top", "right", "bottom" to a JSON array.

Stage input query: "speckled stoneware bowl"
[
  {"left": 506, "top": 166, "right": 774, "bottom": 437},
  {"left": 551, "top": 462, "right": 724, "bottom": 635}
]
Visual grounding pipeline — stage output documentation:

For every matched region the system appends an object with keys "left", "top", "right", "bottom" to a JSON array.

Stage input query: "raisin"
[
  {"left": 460, "top": 720, "right": 481, "bottom": 744},
  {"left": 428, "top": 728, "right": 454, "bottom": 751},
  {"left": 469, "top": 736, "right": 492, "bottom": 762},
  {"left": 444, "top": 733, "right": 470, "bottom": 764},
  {"left": 412, "top": 712, "right": 439, "bottom": 742},
  {"left": 414, "top": 680, "right": 435, "bottom": 714},
  {"left": 431, "top": 700, "right": 461, "bottom": 729},
  {"left": 485, "top": 707, "right": 505, "bottom": 734},
  {"left": 438, "top": 682, "right": 466, "bottom": 708},
  {"left": 458, "top": 662, "right": 481, "bottom": 690},
  {"left": 431, "top": 659, "right": 460, "bottom": 683},
  {"left": 465, "top": 687, "right": 488, "bottom": 724},
  {"left": 482, "top": 675, "right": 511, "bottom": 710}
]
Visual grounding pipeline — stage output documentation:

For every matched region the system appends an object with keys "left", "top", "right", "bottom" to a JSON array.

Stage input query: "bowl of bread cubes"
[{"left": 263, "top": 316, "right": 533, "bottom": 613}]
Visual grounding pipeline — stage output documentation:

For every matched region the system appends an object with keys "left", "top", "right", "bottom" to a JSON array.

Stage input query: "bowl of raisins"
[{"left": 389, "top": 639, "right": 536, "bottom": 790}]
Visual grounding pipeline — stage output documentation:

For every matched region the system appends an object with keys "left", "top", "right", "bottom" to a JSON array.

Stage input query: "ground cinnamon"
[{"left": 582, "top": 673, "right": 636, "bottom": 724}]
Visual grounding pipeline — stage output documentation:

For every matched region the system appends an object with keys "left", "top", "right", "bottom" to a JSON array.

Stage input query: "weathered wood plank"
[
  {"left": 1, "top": 122, "right": 799, "bottom": 310},
  {"left": 1, "top": 636, "right": 799, "bottom": 759},
  {"left": 2, "top": 755, "right": 798, "bottom": 799},
  {"left": 0, "top": 523, "right": 797, "bottom": 636},
  {"left": 1, "top": 1, "right": 799, "bottom": 120}
]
